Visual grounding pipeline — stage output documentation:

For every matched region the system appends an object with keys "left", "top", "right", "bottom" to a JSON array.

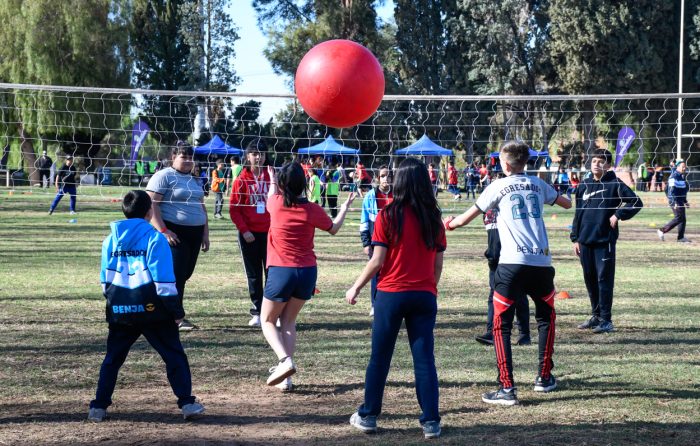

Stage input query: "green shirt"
[
  {"left": 326, "top": 170, "right": 340, "bottom": 196},
  {"left": 309, "top": 174, "right": 321, "bottom": 203},
  {"left": 231, "top": 164, "right": 243, "bottom": 180}
]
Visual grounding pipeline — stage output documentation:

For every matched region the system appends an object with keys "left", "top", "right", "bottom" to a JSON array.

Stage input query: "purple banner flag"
[
  {"left": 130, "top": 120, "right": 150, "bottom": 165},
  {"left": 614, "top": 126, "right": 635, "bottom": 167}
]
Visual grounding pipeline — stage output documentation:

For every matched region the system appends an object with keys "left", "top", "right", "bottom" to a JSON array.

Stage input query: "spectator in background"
[
  {"left": 359, "top": 166, "right": 393, "bottom": 316},
  {"left": 325, "top": 161, "right": 341, "bottom": 218},
  {"left": 355, "top": 161, "right": 372, "bottom": 197},
  {"left": 479, "top": 163, "right": 489, "bottom": 192},
  {"left": 307, "top": 166, "right": 321, "bottom": 205},
  {"left": 555, "top": 167, "right": 571, "bottom": 199},
  {"left": 570, "top": 172, "right": 580, "bottom": 193},
  {"left": 466, "top": 164, "right": 479, "bottom": 200},
  {"left": 211, "top": 159, "right": 227, "bottom": 219},
  {"left": 428, "top": 163, "right": 439, "bottom": 197},
  {"left": 637, "top": 163, "right": 648, "bottom": 192},
  {"left": 227, "top": 156, "right": 242, "bottom": 192},
  {"left": 658, "top": 161, "right": 691, "bottom": 243},
  {"left": 447, "top": 161, "right": 461, "bottom": 200},
  {"left": 37, "top": 150, "right": 53, "bottom": 188},
  {"left": 653, "top": 165, "right": 664, "bottom": 192},
  {"left": 49, "top": 155, "right": 78, "bottom": 215}
]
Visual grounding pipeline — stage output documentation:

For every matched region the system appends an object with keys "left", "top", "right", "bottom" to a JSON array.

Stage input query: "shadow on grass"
[{"left": 2, "top": 415, "right": 699, "bottom": 446}]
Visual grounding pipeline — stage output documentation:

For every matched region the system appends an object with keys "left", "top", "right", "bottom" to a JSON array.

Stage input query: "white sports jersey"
[{"left": 476, "top": 173, "right": 559, "bottom": 266}]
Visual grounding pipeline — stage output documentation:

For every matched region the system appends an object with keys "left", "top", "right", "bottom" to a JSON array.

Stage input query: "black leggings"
[
  {"left": 238, "top": 231, "right": 268, "bottom": 316},
  {"left": 164, "top": 221, "right": 204, "bottom": 308}
]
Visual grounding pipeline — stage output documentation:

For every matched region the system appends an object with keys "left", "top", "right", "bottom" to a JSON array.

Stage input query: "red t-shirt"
[
  {"left": 448, "top": 166, "right": 458, "bottom": 185},
  {"left": 372, "top": 207, "right": 446, "bottom": 295},
  {"left": 429, "top": 169, "right": 437, "bottom": 183},
  {"left": 376, "top": 189, "right": 393, "bottom": 211},
  {"left": 266, "top": 194, "right": 333, "bottom": 267}
]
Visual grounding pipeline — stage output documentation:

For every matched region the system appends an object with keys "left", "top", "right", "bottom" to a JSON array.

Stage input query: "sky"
[{"left": 232, "top": 1, "right": 395, "bottom": 119}]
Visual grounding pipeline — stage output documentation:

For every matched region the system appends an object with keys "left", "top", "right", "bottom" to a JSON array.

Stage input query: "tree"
[
  {"left": 549, "top": 0, "right": 679, "bottom": 159},
  {"left": 131, "top": 0, "right": 196, "bottom": 145},
  {"left": 0, "top": 0, "right": 130, "bottom": 183},
  {"left": 179, "top": 0, "right": 240, "bottom": 137}
]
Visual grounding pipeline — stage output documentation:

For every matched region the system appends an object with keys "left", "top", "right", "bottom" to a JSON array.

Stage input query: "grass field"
[{"left": 0, "top": 187, "right": 699, "bottom": 445}]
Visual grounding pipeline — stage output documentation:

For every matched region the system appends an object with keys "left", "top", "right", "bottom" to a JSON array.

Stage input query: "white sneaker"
[
  {"left": 181, "top": 402, "right": 205, "bottom": 420},
  {"left": 69, "top": 211, "right": 77, "bottom": 215},
  {"left": 678, "top": 238, "right": 692, "bottom": 243},
  {"left": 267, "top": 357, "right": 296, "bottom": 386},
  {"left": 248, "top": 315, "right": 261, "bottom": 327},
  {"left": 275, "top": 377, "right": 293, "bottom": 392},
  {"left": 87, "top": 407, "right": 106, "bottom": 422},
  {"left": 657, "top": 229, "right": 665, "bottom": 241}
]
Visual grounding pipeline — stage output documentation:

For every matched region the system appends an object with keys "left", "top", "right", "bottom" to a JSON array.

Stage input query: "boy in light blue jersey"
[
  {"left": 88, "top": 190, "right": 204, "bottom": 422},
  {"left": 444, "top": 141, "right": 571, "bottom": 406}
]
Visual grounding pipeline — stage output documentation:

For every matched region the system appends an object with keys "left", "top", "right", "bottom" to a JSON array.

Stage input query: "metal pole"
[{"left": 677, "top": 0, "right": 685, "bottom": 161}]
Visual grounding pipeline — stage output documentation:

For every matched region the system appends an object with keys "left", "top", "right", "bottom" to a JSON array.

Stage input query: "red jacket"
[
  {"left": 448, "top": 166, "right": 458, "bottom": 185},
  {"left": 229, "top": 167, "right": 271, "bottom": 233}
]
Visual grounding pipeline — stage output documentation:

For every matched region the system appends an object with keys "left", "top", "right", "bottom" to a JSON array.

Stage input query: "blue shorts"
[{"left": 264, "top": 266, "right": 317, "bottom": 302}]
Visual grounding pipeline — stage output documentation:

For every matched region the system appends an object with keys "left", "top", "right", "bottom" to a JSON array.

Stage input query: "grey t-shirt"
[
  {"left": 476, "top": 173, "right": 558, "bottom": 267},
  {"left": 146, "top": 167, "right": 206, "bottom": 226}
]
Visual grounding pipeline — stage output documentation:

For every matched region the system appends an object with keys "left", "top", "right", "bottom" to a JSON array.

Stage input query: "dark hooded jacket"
[{"left": 570, "top": 171, "right": 642, "bottom": 245}]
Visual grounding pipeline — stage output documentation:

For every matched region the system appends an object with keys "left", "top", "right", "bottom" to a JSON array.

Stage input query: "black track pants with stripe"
[{"left": 493, "top": 264, "right": 556, "bottom": 389}]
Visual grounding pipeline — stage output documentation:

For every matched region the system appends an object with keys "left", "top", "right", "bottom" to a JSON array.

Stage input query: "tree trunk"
[
  {"left": 582, "top": 101, "right": 597, "bottom": 164},
  {"left": 19, "top": 125, "right": 40, "bottom": 185}
]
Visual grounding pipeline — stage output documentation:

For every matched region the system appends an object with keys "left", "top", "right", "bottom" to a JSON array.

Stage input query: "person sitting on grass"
[
  {"left": 261, "top": 163, "right": 355, "bottom": 392},
  {"left": 346, "top": 157, "right": 445, "bottom": 439},
  {"left": 88, "top": 190, "right": 204, "bottom": 422},
  {"left": 444, "top": 141, "right": 571, "bottom": 406}
]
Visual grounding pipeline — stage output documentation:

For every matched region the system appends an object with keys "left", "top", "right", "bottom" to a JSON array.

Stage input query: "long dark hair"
[
  {"left": 277, "top": 161, "right": 306, "bottom": 207},
  {"left": 383, "top": 157, "right": 442, "bottom": 249}
]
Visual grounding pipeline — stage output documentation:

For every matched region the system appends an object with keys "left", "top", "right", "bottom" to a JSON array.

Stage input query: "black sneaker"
[
  {"left": 516, "top": 334, "right": 531, "bottom": 345},
  {"left": 533, "top": 374, "right": 557, "bottom": 392},
  {"left": 475, "top": 333, "right": 494, "bottom": 345},
  {"left": 592, "top": 320, "right": 614, "bottom": 333},
  {"left": 178, "top": 319, "right": 198, "bottom": 331},
  {"left": 577, "top": 316, "right": 600, "bottom": 330},
  {"left": 481, "top": 387, "right": 518, "bottom": 406}
]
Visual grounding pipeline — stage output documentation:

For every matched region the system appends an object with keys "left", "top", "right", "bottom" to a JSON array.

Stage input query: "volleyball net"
[{"left": 0, "top": 83, "right": 697, "bottom": 208}]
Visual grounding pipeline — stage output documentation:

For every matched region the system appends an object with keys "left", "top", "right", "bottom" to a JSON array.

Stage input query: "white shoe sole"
[
  {"left": 349, "top": 414, "right": 377, "bottom": 433},
  {"left": 182, "top": 408, "right": 205, "bottom": 420},
  {"left": 267, "top": 364, "right": 296, "bottom": 386},
  {"left": 275, "top": 378, "right": 293, "bottom": 392},
  {"left": 481, "top": 396, "right": 518, "bottom": 406},
  {"left": 533, "top": 383, "right": 557, "bottom": 392}
]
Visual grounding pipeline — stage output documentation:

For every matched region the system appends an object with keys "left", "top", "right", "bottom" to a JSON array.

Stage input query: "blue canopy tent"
[
  {"left": 194, "top": 135, "right": 243, "bottom": 156},
  {"left": 296, "top": 135, "right": 359, "bottom": 156},
  {"left": 395, "top": 135, "right": 454, "bottom": 157}
]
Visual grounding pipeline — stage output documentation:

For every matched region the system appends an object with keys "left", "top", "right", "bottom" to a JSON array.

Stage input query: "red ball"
[{"left": 295, "top": 40, "right": 385, "bottom": 128}]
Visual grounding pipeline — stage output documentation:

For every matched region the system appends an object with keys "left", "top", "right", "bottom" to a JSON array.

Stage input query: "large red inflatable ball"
[{"left": 295, "top": 40, "right": 385, "bottom": 128}]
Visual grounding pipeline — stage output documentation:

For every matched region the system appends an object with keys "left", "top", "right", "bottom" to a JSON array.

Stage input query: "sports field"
[{"left": 0, "top": 188, "right": 698, "bottom": 445}]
